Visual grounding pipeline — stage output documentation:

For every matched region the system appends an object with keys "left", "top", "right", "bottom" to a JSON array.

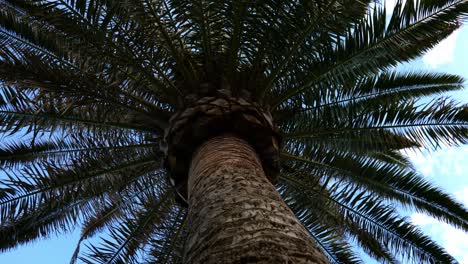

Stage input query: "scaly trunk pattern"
[{"left": 184, "top": 135, "right": 329, "bottom": 263}]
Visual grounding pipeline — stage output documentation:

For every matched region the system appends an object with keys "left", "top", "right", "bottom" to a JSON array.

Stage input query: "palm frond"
[
  {"left": 281, "top": 152, "right": 468, "bottom": 232},
  {"left": 0, "top": 136, "right": 156, "bottom": 169},
  {"left": 281, "top": 173, "right": 457, "bottom": 263},
  {"left": 279, "top": 176, "right": 363, "bottom": 263},
  {"left": 260, "top": 0, "right": 371, "bottom": 99},
  {"left": 275, "top": 71, "right": 464, "bottom": 118},
  {"left": 271, "top": 0, "right": 468, "bottom": 107},
  {"left": 0, "top": 150, "right": 161, "bottom": 251},
  {"left": 0, "top": 0, "right": 467, "bottom": 262},
  {"left": 284, "top": 98, "right": 468, "bottom": 149},
  {"left": 145, "top": 207, "right": 187, "bottom": 264},
  {"left": 80, "top": 186, "right": 174, "bottom": 264}
]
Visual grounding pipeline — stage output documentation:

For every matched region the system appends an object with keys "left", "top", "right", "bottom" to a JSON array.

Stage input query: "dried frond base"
[{"left": 162, "top": 93, "right": 281, "bottom": 205}]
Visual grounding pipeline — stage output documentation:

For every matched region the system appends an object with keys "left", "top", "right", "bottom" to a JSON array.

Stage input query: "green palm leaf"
[{"left": 0, "top": 0, "right": 467, "bottom": 262}]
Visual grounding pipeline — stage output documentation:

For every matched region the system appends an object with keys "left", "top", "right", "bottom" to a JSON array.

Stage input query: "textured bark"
[{"left": 184, "top": 135, "right": 329, "bottom": 264}]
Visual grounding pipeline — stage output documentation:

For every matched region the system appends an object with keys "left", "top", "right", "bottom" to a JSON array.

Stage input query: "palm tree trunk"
[{"left": 184, "top": 135, "right": 329, "bottom": 263}]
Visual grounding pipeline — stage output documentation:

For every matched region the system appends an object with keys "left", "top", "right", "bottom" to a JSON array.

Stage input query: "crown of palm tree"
[{"left": 1, "top": 0, "right": 468, "bottom": 263}]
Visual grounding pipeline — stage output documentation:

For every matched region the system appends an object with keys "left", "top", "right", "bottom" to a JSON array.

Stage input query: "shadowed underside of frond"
[{"left": 0, "top": 0, "right": 468, "bottom": 263}]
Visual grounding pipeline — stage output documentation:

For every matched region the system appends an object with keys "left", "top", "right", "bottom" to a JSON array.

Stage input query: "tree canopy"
[{"left": 0, "top": 0, "right": 468, "bottom": 263}]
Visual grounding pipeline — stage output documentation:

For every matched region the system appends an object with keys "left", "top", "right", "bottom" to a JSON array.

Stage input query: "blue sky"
[{"left": 1, "top": 1, "right": 468, "bottom": 263}]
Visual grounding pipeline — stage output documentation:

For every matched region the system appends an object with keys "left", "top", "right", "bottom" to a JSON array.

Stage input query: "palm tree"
[{"left": 1, "top": 0, "right": 468, "bottom": 262}]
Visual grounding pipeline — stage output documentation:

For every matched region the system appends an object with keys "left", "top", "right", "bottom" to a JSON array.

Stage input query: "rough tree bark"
[{"left": 183, "top": 135, "right": 329, "bottom": 263}]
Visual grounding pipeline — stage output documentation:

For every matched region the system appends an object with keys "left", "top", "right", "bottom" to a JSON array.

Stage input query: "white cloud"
[
  {"left": 403, "top": 147, "right": 468, "bottom": 182},
  {"left": 385, "top": 0, "right": 401, "bottom": 11},
  {"left": 403, "top": 150, "right": 434, "bottom": 177},
  {"left": 442, "top": 226, "right": 468, "bottom": 263},
  {"left": 422, "top": 30, "right": 461, "bottom": 68},
  {"left": 411, "top": 213, "right": 438, "bottom": 226},
  {"left": 454, "top": 187, "right": 468, "bottom": 208}
]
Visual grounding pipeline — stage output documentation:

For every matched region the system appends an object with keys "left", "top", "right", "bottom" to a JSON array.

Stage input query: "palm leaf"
[
  {"left": 271, "top": 0, "right": 468, "bottom": 107},
  {"left": 0, "top": 0, "right": 467, "bottom": 262}
]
